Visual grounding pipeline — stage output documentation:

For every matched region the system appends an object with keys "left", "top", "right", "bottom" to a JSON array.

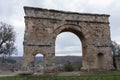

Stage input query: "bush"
[{"left": 63, "top": 61, "right": 74, "bottom": 72}]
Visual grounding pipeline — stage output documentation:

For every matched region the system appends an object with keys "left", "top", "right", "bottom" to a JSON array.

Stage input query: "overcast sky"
[{"left": 0, "top": 0, "right": 120, "bottom": 56}]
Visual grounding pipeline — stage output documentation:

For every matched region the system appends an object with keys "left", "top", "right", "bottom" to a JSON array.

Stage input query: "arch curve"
[
  {"left": 54, "top": 24, "right": 86, "bottom": 43},
  {"left": 32, "top": 50, "right": 45, "bottom": 57}
]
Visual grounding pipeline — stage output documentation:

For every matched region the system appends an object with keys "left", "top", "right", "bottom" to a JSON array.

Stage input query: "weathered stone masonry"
[{"left": 23, "top": 6, "right": 114, "bottom": 74}]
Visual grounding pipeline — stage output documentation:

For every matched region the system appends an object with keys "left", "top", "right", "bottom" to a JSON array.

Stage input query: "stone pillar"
[
  {"left": 22, "top": 46, "right": 35, "bottom": 73},
  {"left": 44, "top": 52, "right": 55, "bottom": 75},
  {"left": 81, "top": 43, "right": 95, "bottom": 71}
]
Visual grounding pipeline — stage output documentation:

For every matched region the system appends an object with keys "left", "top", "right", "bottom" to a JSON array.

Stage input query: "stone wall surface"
[{"left": 23, "top": 6, "right": 114, "bottom": 75}]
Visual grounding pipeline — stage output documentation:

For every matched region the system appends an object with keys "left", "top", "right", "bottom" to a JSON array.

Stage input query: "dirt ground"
[
  {"left": 0, "top": 71, "right": 17, "bottom": 77},
  {"left": 0, "top": 71, "right": 81, "bottom": 77},
  {"left": 56, "top": 71, "right": 81, "bottom": 76}
]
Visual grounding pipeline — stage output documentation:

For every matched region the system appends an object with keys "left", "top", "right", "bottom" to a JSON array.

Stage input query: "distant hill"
[
  {"left": 0, "top": 56, "right": 82, "bottom": 71},
  {"left": 55, "top": 56, "right": 82, "bottom": 65}
]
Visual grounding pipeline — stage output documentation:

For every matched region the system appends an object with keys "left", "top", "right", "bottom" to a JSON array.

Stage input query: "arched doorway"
[
  {"left": 34, "top": 53, "right": 44, "bottom": 74},
  {"left": 55, "top": 32, "right": 82, "bottom": 72},
  {"left": 97, "top": 53, "right": 105, "bottom": 70}
]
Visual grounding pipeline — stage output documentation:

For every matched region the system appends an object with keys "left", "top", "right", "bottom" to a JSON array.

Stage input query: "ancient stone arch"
[{"left": 22, "top": 6, "right": 114, "bottom": 74}]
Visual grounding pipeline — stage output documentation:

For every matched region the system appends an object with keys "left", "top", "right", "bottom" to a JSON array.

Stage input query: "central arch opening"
[{"left": 55, "top": 32, "right": 82, "bottom": 72}]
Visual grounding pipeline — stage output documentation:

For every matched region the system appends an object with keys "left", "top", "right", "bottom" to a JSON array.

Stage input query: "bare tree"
[
  {"left": 0, "top": 22, "right": 17, "bottom": 63},
  {"left": 112, "top": 41, "right": 120, "bottom": 69},
  {"left": 112, "top": 41, "right": 120, "bottom": 56}
]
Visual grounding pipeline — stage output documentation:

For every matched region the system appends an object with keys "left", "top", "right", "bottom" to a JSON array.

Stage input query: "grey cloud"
[
  {"left": 55, "top": 32, "right": 82, "bottom": 56},
  {"left": 0, "top": 0, "right": 45, "bottom": 56},
  {"left": 55, "top": 32, "right": 82, "bottom": 49},
  {"left": 1, "top": 0, "right": 120, "bottom": 56}
]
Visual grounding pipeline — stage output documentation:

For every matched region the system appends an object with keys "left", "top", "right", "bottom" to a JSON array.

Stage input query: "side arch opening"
[
  {"left": 97, "top": 53, "right": 105, "bottom": 70},
  {"left": 34, "top": 53, "right": 44, "bottom": 74}
]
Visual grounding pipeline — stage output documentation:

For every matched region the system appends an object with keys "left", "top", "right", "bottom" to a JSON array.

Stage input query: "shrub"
[{"left": 63, "top": 61, "right": 74, "bottom": 72}]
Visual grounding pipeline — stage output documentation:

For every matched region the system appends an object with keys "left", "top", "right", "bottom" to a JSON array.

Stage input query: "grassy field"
[{"left": 0, "top": 70, "right": 120, "bottom": 80}]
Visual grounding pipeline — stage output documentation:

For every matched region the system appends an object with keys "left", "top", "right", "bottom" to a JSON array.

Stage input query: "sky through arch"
[{"left": 55, "top": 32, "right": 82, "bottom": 56}]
